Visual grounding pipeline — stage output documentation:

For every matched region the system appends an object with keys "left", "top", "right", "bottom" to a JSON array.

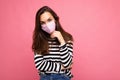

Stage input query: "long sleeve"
[
  {"left": 59, "top": 41, "right": 73, "bottom": 68},
  {"left": 34, "top": 54, "right": 61, "bottom": 72}
]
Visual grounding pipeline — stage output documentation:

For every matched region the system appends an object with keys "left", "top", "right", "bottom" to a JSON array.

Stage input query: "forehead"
[{"left": 40, "top": 12, "right": 54, "bottom": 22}]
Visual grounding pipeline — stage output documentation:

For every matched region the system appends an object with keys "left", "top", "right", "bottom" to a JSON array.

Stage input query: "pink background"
[{"left": 0, "top": 0, "right": 120, "bottom": 80}]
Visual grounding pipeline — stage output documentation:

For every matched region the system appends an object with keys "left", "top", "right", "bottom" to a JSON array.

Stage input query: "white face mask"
[{"left": 41, "top": 20, "right": 56, "bottom": 34}]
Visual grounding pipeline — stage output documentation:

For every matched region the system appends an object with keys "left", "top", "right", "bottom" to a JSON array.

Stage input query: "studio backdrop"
[{"left": 0, "top": 0, "right": 120, "bottom": 80}]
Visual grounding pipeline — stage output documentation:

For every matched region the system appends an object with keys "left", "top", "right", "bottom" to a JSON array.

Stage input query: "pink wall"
[{"left": 0, "top": 0, "right": 120, "bottom": 80}]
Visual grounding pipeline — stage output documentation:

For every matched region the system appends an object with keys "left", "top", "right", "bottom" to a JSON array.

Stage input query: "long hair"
[{"left": 32, "top": 6, "right": 73, "bottom": 55}]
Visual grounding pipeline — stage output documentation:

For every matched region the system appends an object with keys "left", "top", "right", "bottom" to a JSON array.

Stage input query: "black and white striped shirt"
[{"left": 34, "top": 38, "right": 73, "bottom": 78}]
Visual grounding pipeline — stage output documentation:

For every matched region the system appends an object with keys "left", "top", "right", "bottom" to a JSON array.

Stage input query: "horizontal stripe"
[{"left": 34, "top": 40, "right": 73, "bottom": 78}]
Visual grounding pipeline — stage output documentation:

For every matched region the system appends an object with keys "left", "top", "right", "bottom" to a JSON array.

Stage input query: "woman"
[{"left": 32, "top": 6, "right": 73, "bottom": 80}]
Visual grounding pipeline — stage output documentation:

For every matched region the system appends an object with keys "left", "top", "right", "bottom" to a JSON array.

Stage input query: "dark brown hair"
[{"left": 32, "top": 6, "right": 73, "bottom": 55}]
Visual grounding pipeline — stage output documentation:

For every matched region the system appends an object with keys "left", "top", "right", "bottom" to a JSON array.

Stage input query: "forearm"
[
  {"left": 60, "top": 41, "right": 73, "bottom": 68},
  {"left": 34, "top": 54, "right": 61, "bottom": 72}
]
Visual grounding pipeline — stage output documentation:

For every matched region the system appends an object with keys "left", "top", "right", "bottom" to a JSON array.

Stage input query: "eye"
[
  {"left": 40, "top": 22, "right": 45, "bottom": 25},
  {"left": 48, "top": 18, "right": 52, "bottom": 22}
]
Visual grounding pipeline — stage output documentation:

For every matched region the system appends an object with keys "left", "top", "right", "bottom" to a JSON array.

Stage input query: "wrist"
[{"left": 60, "top": 40, "right": 65, "bottom": 45}]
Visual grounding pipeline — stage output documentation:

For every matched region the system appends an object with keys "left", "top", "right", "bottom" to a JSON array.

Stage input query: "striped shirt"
[{"left": 34, "top": 38, "right": 73, "bottom": 78}]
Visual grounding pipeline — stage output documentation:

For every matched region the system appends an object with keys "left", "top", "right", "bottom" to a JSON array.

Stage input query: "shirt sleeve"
[
  {"left": 34, "top": 53, "right": 61, "bottom": 72},
  {"left": 59, "top": 41, "right": 73, "bottom": 68}
]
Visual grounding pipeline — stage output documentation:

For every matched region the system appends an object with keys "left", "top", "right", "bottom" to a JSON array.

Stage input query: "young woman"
[{"left": 32, "top": 6, "right": 74, "bottom": 80}]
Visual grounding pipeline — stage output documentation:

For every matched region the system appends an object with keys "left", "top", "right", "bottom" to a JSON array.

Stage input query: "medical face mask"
[{"left": 41, "top": 20, "right": 56, "bottom": 34}]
